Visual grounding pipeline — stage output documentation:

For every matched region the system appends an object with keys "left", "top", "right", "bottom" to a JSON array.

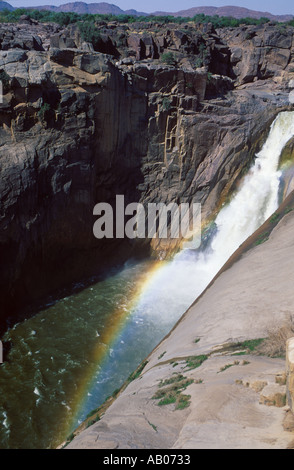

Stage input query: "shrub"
[
  {"left": 152, "top": 375, "right": 194, "bottom": 409},
  {"left": 255, "top": 316, "right": 294, "bottom": 358},
  {"left": 185, "top": 354, "right": 208, "bottom": 370},
  {"left": 162, "top": 97, "right": 172, "bottom": 111},
  {"left": 194, "top": 57, "right": 204, "bottom": 68},
  {"left": 175, "top": 394, "right": 191, "bottom": 409},
  {"left": 38, "top": 102, "right": 51, "bottom": 120},
  {"left": 218, "top": 360, "right": 240, "bottom": 373},
  {"left": 78, "top": 21, "right": 102, "bottom": 50},
  {"left": 0, "top": 69, "right": 10, "bottom": 94},
  {"left": 254, "top": 232, "right": 270, "bottom": 245},
  {"left": 161, "top": 52, "right": 177, "bottom": 66},
  {"left": 127, "top": 360, "right": 148, "bottom": 382},
  {"left": 158, "top": 351, "right": 166, "bottom": 360}
]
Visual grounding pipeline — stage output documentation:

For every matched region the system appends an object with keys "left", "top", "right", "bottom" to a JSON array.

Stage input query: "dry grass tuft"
[{"left": 256, "top": 315, "right": 294, "bottom": 358}]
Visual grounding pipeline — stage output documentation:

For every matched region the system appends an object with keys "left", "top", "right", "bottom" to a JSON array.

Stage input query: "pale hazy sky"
[{"left": 7, "top": 0, "right": 294, "bottom": 16}]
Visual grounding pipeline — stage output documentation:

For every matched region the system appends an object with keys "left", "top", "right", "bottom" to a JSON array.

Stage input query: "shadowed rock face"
[{"left": 0, "top": 20, "right": 293, "bottom": 322}]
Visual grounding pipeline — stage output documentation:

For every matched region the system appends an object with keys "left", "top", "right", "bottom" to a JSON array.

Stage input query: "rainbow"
[
  {"left": 58, "top": 214, "right": 217, "bottom": 443},
  {"left": 63, "top": 259, "right": 167, "bottom": 437}
]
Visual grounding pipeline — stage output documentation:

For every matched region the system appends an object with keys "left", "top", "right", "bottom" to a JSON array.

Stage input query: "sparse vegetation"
[
  {"left": 218, "top": 360, "right": 240, "bottom": 373},
  {"left": 158, "top": 351, "right": 166, "bottom": 360},
  {"left": 156, "top": 394, "right": 177, "bottom": 406},
  {"left": 161, "top": 52, "right": 177, "bottom": 66},
  {"left": 185, "top": 354, "right": 208, "bottom": 370},
  {"left": 212, "top": 338, "right": 265, "bottom": 356},
  {"left": 158, "top": 374, "right": 186, "bottom": 387},
  {"left": 0, "top": 9, "right": 277, "bottom": 29},
  {"left": 147, "top": 420, "right": 158, "bottom": 432},
  {"left": 255, "top": 316, "right": 294, "bottom": 358},
  {"left": 254, "top": 232, "right": 270, "bottom": 245},
  {"left": 162, "top": 97, "right": 172, "bottom": 111},
  {"left": 218, "top": 359, "right": 248, "bottom": 372},
  {"left": 64, "top": 432, "right": 75, "bottom": 446},
  {"left": 194, "top": 57, "right": 204, "bottom": 68},
  {"left": 0, "top": 69, "right": 10, "bottom": 94},
  {"left": 242, "top": 360, "right": 250, "bottom": 365},
  {"left": 152, "top": 374, "right": 194, "bottom": 409},
  {"left": 78, "top": 21, "right": 102, "bottom": 50},
  {"left": 276, "top": 23, "right": 288, "bottom": 34},
  {"left": 270, "top": 213, "right": 280, "bottom": 223},
  {"left": 236, "top": 338, "right": 265, "bottom": 352},
  {"left": 38, "top": 102, "right": 51, "bottom": 121},
  {"left": 217, "top": 320, "right": 294, "bottom": 360},
  {"left": 86, "top": 415, "right": 100, "bottom": 428},
  {"left": 176, "top": 394, "right": 191, "bottom": 410},
  {"left": 285, "top": 207, "right": 294, "bottom": 214},
  {"left": 127, "top": 360, "right": 148, "bottom": 382}
]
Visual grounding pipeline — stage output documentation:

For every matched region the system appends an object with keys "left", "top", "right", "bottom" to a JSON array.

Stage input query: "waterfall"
[
  {"left": 210, "top": 111, "right": 294, "bottom": 264},
  {"left": 78, "top": 111, "right": 294, "bottom": 425},
  {"left": 131, "top": 111, "right": 294, "bottom": 323},
  {"left": 3, "top": 111, "right": 293, "bottom": 447}
]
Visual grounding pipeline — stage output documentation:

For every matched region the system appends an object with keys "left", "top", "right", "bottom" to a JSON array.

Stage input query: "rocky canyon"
[
  {"left": 1, "top": 17, "right": 294, "bottom": 323},
  {"left": 1, "top": 12, "right": 294, "bottom": 449}
]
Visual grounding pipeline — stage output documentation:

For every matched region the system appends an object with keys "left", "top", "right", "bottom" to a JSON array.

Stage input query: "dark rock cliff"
[{"left": 0, "top": 20, "right": 293, "bottom": 324}]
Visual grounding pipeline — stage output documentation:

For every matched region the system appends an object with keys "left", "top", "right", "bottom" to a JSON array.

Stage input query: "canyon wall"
[{"left": 0, "top": 20, "right": 293, "bottom": 322}]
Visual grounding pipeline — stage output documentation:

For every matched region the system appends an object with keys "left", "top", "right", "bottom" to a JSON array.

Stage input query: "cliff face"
[{"left": 0, "top": 20, "right": 293, "bottom": 322}]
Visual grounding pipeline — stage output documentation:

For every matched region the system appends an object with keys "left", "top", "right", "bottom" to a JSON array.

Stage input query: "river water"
[{"left": 1, "top": 111, "right": 294, "bottom": 449}]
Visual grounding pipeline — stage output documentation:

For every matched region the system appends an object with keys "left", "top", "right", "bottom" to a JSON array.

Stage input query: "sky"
[{"left": 6, "top": 0, "right": 294, "bottom": 16}]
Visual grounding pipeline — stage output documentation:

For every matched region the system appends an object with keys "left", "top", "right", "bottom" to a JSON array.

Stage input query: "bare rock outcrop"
[
  {"left": 217, "top": 23, "right": 294, "bottom": 85},
  {"left": 0, "top": 21, "right": 61, "bottom": 51}
]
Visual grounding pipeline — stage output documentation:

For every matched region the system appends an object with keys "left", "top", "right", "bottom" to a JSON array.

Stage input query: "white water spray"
[
  {"left": 138, "top": 111, "right": 294, "bottom": 322},
  {"left": 211, "top": 111, "right": 294, "bottom": 260}
]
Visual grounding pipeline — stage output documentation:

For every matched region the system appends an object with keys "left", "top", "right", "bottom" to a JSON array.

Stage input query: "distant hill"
[
  {"left": 32, "top": 2, "right": 125, "bottom": 14},
  {"left": 27, "top": 2, "right": 147, "bottom": 16},
  {"left": 153, "top": 5, "right": 293, "bottom": 22},
  {"left": 0, "top": 2, "right": 293, "bottom": 21},
  {"left": 0, "top": 1, "right": 14, "bottom": 11}
]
